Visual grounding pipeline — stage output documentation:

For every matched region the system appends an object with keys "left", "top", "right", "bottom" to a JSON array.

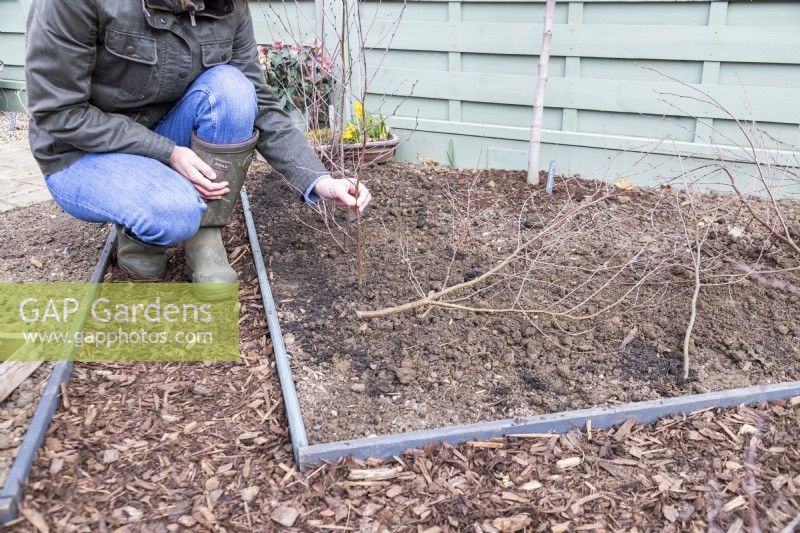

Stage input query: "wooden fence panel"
[
  {"left": 0, "top": 0, "right": 28, "bottom": 111},
  {"left": 355, "top": 0, "right": 800, "bottom": 186}
]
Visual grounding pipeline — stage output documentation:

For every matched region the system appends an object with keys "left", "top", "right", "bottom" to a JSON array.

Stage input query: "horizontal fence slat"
[
  {"left": 386, "top": 116, "right": 800, "bottom": 167},
  {"left": 368, "top": 67, "right": 800, "bottom": 124},
  {"left": 0, "top": 14, "right": 25, "bottom": 34},
  {"left": 0, "top": 80, "right": 25, "bottom": 90},
  {"left": 0, "top": 65, "right": 25, "bottom": 83},
  {"left": 0, "top": 87, "right": 27, "bottom": 112},
  {"left": 0, "top": 35, "right": 25, "bottom": 67},
  {"left": 0, "top": 0, "right": 26, "bottom": 29},
  {"left": 249, "top": 0, "right": 319, "bottom": 42},
  {"left": 365, "top": 22, "right": 800, "bottom": 64}
]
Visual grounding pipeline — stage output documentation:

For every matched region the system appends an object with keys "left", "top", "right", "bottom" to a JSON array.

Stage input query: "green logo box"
[{"left": 0, "top": 283, "right": 240, "bottom": 362}]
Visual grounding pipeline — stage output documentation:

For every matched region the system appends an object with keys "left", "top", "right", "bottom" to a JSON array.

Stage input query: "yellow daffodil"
[
  {"left": 353, "top": 101, "right": 364, "bottom": 121},
  {"left": 342, "top": 123, "right": 360, "bottom": 143}
]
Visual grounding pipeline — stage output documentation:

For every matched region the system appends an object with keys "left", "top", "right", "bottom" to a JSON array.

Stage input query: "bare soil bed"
[{"left": 250, "top": 162, "right": 800, "bottom": 444}]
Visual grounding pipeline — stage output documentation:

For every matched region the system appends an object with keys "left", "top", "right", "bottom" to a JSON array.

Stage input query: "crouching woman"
[{"left": 25, "top": 0, "right": 370, "bottom": 298}]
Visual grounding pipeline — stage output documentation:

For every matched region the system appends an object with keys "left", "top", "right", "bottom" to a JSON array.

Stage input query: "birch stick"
[{"left": 527, "top": 0, "right": 556, "bottom": 185}]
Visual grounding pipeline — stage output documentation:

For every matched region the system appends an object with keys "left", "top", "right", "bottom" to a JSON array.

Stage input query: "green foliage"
[
  {"left": 303, "top": 128, "right": 333, "bottom": 145},
  {"left": 446, "top": 139, "right": 456, "bottom": 167},
  {"left": 257, "top": 39, "right": 335, "bottom": 127}
]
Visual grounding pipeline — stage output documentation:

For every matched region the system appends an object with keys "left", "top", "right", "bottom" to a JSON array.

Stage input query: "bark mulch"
[
  {"left": 0, "top": 200, "right": 109, "bottom": 490},
  {"left": 3, "top": 211, "right": 797, "bottom": 532}
]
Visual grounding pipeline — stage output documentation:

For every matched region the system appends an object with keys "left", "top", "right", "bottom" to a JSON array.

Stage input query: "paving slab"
[{"left": 0, "top": 139, "right": 50, "bottom": 212}]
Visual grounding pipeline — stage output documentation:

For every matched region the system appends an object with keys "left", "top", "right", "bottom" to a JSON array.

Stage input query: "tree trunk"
[{"left": 527, "top": 0, "right": 556, "bottom": 185}]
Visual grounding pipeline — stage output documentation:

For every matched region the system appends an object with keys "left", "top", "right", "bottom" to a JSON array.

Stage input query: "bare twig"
[
  {"left": 683, "top": 240, "right": 701, "bottom": 381},
  {"left": 732, "top": 262, "right": 800, "bottom": 296},
  {"left": 356, "top": 193, "right": 611, "bottom": 319}
]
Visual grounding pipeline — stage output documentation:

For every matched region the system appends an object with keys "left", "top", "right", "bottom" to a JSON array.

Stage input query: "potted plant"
[
  {"left": 306, "top": 102, "right": 399, "bottom": 167},
  {"left": 257, "top": 39, "right": 335, "bottom": 130}
]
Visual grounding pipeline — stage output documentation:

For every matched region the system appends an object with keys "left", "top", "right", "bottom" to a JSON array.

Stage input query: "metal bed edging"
[
  {"left": 0, "top": 227, "right": 117, "bottom": 524},
  {"left": 297, "top": 380, "right": 800, "bottom": 468},
  {"left": 235, "top": 186, "right": 800, "bottom": 471},
  {"left": 240, "top": 186, "right": 309, "bottom": 464}
]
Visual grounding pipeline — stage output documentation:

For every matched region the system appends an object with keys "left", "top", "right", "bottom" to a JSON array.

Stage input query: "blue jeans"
[{"left": 44, "top": 65, "right": 258, "bottom": 246}]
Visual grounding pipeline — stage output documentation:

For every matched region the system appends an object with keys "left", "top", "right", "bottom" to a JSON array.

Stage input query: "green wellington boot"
[
  {"left": 194, "top": 131, "right": 259, "bottom": 227},
  {"left": 184, "top": 131, "right": 259, "bottom": 300},
  {"left": 115, "top": 225, "right": 168, "bottom": 280}
]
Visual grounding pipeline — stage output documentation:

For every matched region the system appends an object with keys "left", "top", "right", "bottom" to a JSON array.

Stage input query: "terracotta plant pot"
[{"left": 312, "top": 133, "right": 399, "bottom": 169}]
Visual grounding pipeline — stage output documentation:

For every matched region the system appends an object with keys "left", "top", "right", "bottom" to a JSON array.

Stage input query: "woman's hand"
[
  {"left": 169, "top": 146, "right": 229, "bottom": 200},
  {"left": 313, "top": 176, "right": 372, "bottom": 212}
]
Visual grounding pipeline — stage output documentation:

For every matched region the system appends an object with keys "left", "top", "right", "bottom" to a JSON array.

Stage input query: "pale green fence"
[
  {"left": 0, "top": 0, "right": 28, "bottom": 112},
  {"left": 3, "top": 0, "right": 800, "bottom": 186},
  {"left": 249, "top": 0, "right": 800, "bottom": 187}
]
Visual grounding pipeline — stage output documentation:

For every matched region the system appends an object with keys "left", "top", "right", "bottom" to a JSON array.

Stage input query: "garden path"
[{"left": 0, "top": 136, "right": 49, "bottom": 212}]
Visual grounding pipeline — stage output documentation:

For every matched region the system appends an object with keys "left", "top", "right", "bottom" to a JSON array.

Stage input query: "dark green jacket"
[{"left": 25, "top": 0, "right": 327, "bottom": 196}]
